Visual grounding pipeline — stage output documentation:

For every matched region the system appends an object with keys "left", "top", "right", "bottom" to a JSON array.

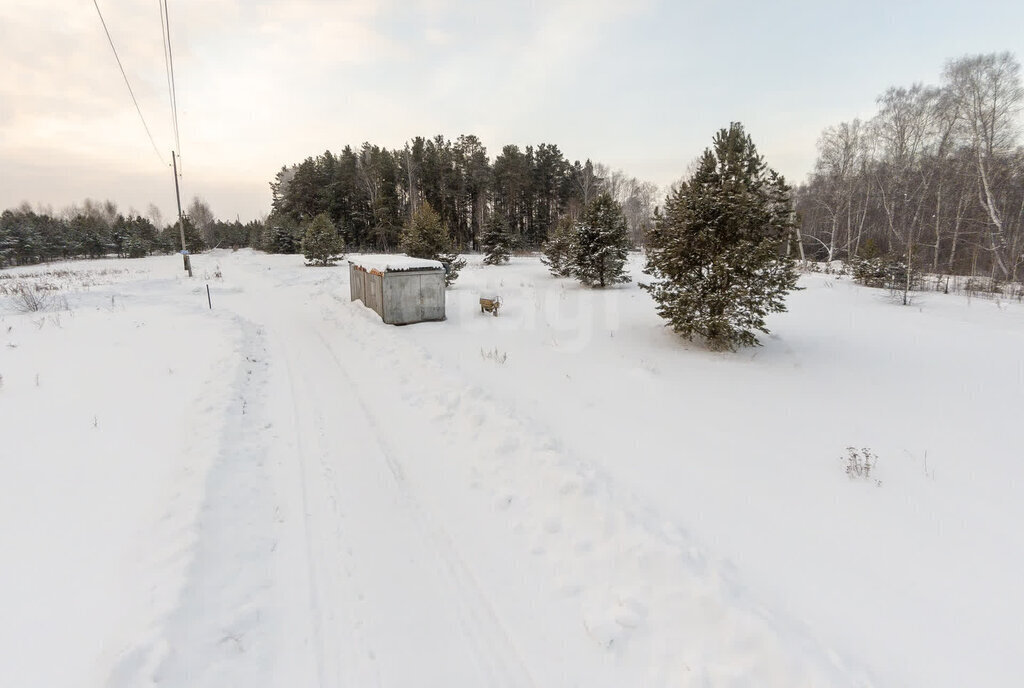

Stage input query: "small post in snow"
[{"left": 206, "top": 284, "right": 212, "bottom": 309}]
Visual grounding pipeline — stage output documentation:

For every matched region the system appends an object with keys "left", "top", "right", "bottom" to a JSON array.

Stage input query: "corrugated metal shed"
[{"left": 349, "top": 255, "right": 446, "bottom": 325}]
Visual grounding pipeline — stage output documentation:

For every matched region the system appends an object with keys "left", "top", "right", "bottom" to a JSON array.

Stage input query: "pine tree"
[
  {"left": 401, "top": 201, "right": 465, "bottom": 286},
  {"left": 571, "top": 193, "right": 632, "bottom": 287},
  {"left": 1, "top": 210, "right": 43, "bottom": 265},
  {"left": 438, "top": 249, "right": 467, "bottom": 286},
  {"left": 0, "top": 212, "right": 14, "bottom": 266},
  {"left": 177, "top": 216, "right": 207, "bottom": 253},
  {"left": 262, "top": 211, "right": 299, "bottom": 253},
  {"left": 111, "top": 216, "right": 132, "bottom": 258},
  {"left": 481, "top": 214, "right": 514, "bottom": 265},
  {"left": 302, "top": 212, "right": 345, "bottom": 265},
  {"left": 642, "top": 122, "right": 799, "bottom": 351},
  {"left": 541, "top": 215, "right": 576, "bottom": 277}
]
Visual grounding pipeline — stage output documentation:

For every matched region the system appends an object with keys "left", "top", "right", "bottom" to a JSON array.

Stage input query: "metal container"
[{"left": 349, "top": 256, "right": 446, "bottom": 325}]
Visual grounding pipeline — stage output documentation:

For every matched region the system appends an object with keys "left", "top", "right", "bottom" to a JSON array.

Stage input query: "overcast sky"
[{"left": 1, "top": 0, "right": 1022, "bottom": 223}]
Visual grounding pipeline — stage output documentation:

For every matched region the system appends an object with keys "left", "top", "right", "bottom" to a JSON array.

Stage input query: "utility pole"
[{"left": 172, "top": 150, "right": 192, "bottom": 276}]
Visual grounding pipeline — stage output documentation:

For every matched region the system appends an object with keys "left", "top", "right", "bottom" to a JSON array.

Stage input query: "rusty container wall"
[
  {"left": 349, "top": 263, "right": 364, "bottom": 302},
  {"left": 381, "top": 269, "right": 446, "bottom": 324},
  {"left": 364, "top": 272, "right": 385, "bottom": 319},
  {"left": 349, "top": 264, "right": 385, "bottom": 320}
]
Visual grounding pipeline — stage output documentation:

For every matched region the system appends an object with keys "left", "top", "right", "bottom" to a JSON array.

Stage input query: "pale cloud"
[
  {"left": 3, "top": 0, "right": 1023, "bottom": 221},
  {"left": 423, "top": 27, "right": 452, "bottom": 47},
  {"left": 0, "top": 0, "right": 400, "bottom": 218},
  {"left": 249, "top": 1, "right": 401, "bottom": 66},
  {"left": 0, "top": 0, "right": 667, "bottom": 220}
]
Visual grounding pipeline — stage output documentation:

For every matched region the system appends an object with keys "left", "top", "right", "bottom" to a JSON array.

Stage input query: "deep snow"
[{"left": 1, "top": 250, "right": 1021, "bottom": 687}]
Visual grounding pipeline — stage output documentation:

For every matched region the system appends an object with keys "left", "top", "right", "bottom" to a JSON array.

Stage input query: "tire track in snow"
[
  {"left": 280, "top": 345, "right": 380, "bottom": 688},
  {"left": 216, "top": 253, "right": 875, "bottom": 687},
  {"left": 260, "top": 295, "right": 536, "bottom": 687},
  {"left": 277, "top": 321, "right": 391, "bottom": 688},
  {"left": 309, "top": 327, "right": 538, "bottom": 688},
  {"left": 310, "top": 292, "right": 877, "bottom": 688}
]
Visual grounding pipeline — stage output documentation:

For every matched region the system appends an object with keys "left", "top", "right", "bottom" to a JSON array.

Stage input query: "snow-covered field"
[{"left": 1, "top": 249, "right": 1021, "bottom": 687}]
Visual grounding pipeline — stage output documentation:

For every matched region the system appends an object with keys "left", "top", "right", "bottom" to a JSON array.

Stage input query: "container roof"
[{"left": 349, "top": 255, "right": 444, "bottom": 272}]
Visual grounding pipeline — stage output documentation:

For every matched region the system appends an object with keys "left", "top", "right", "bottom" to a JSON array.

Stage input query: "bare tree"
[
  {"left": 811, "top": 119, "right": 868, "bottom": 261},
  {"left": 944, "top": 52, "right": 1024, "bottom": 277},
  {"left": 146, "top": 203, "right": 163, "bottom": 231},
  {"left": 795, "top": 52, "right": 1024, "bottom": 287},
  {"left": 186, "top": 196, "right": 216, "bottom": 247},
  {"left": 574, "top": 160, "right": 603, "bottom": 207},
  {"left": 621, "top": 178, "right": 659, "bottom": 246}
]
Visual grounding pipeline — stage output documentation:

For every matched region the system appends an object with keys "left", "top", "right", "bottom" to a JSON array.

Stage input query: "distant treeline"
[
  {"left": 9, "top": 50, "right": 1023, "bottom": 282},
  {"left": 0, "top": 198, "right": 262, "bottom": 267},
  {"left": 1, "top": 136, "right": 659, "bottom": 268},
  {"left": 266, "top": 135, "right": 659, "bottom": 253},
  {"left": 794, "top": 52, "right": 1024, "bottom": 281}
]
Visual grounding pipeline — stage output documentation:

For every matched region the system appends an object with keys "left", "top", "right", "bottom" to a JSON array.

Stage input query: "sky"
[{"left": 1, "top": 0, "right": 1022, "bottom": 223}]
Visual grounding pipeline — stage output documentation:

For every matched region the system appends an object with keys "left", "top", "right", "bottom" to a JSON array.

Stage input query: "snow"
[
  {"left": 1, "top": 250, "right": 1022, "bottom": 687},
  {"left": 348, "top": 254, "right": 443, "bottom": 272}
]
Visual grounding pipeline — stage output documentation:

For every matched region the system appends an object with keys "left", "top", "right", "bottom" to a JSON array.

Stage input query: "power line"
[
  {"left": 159, "top": 0, "right": 182, "bottom": 173},
  {"left": 158, "top": 0, "right": 190, "bottom": 279},
  {"left": 91, "top": 0, "right": 166, "bottom": 166},
  {"left": 159, "top": 0, "right": 181, "bottom": 160},
  {"left": 158, "top": 0, "right": 179, "bottom": 159}
]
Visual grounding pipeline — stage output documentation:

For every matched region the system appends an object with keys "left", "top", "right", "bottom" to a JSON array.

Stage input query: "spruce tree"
[
  {"left": 541, "top": 215, "right": 576, "bottom": 277},
  {"left": 111, "top": 216, "right": 132, "bottom": 258},
  {"left": 438, "top": 249, "right": 467, "bottom": 286},
  {"left": 481, "top": 214, "right": 514, "bottom": 265},
  {"left": 401, "top": 201, "right": 465, "bottom": 286},
  {"left": 178, "top": 216, "right": 206, "bottom": 253},
  {"left": 274, "top": 226, "right": 298, "bottom": 253},
  {"left": 259, "top": 211, "right": 294, "bottom": 253},
  {"left": 571, "top": 193, "right": 632, "bottom": 287},
  {"left": 0, "top": 212, "right": 11, "bottom": 260},
  {"left": 302, "top": 212, "right": 345, "bottom": 265},
  {"left": 642, "top": 122, "right": 799, "bottom": 351}
]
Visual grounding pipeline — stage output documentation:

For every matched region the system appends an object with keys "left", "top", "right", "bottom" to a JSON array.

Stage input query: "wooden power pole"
[{"left": 172, "top": 150, "right": 192, "bottom": 276}]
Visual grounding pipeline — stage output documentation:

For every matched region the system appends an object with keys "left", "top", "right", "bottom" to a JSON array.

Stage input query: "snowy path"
[
  {"left": 5, "top": 251, "right": 919, "bottom": 687},
  {"left": 169, "top": 254, "right": 868, "bottom": 687},
  {"left": 263, "top": 298, "right": 537, "bottom": 687}
]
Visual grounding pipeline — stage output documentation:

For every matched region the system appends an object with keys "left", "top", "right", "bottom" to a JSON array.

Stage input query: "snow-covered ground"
[{"left": 1, "top": 250, "right": 1021, "bottom": 687}]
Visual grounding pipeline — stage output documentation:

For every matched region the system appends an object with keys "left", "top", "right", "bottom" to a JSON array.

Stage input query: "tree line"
[
  {"left": 266, "top": 134, "right": 659, "bottom": 253},
  {"left": 307, "top": 123, "right": 800, "bottom": 353},
  {"left": 8, "top": 50, "right": 1021, "bottom": 288},
  {"left": 794, "top": 52, "right": 1024, "bottom": 282},
  {"left": 0, "top": 197, "right": 262, "bottom": 267},
  {"left": 1, "top": 121, "right": 804, "bottom": 354}
]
